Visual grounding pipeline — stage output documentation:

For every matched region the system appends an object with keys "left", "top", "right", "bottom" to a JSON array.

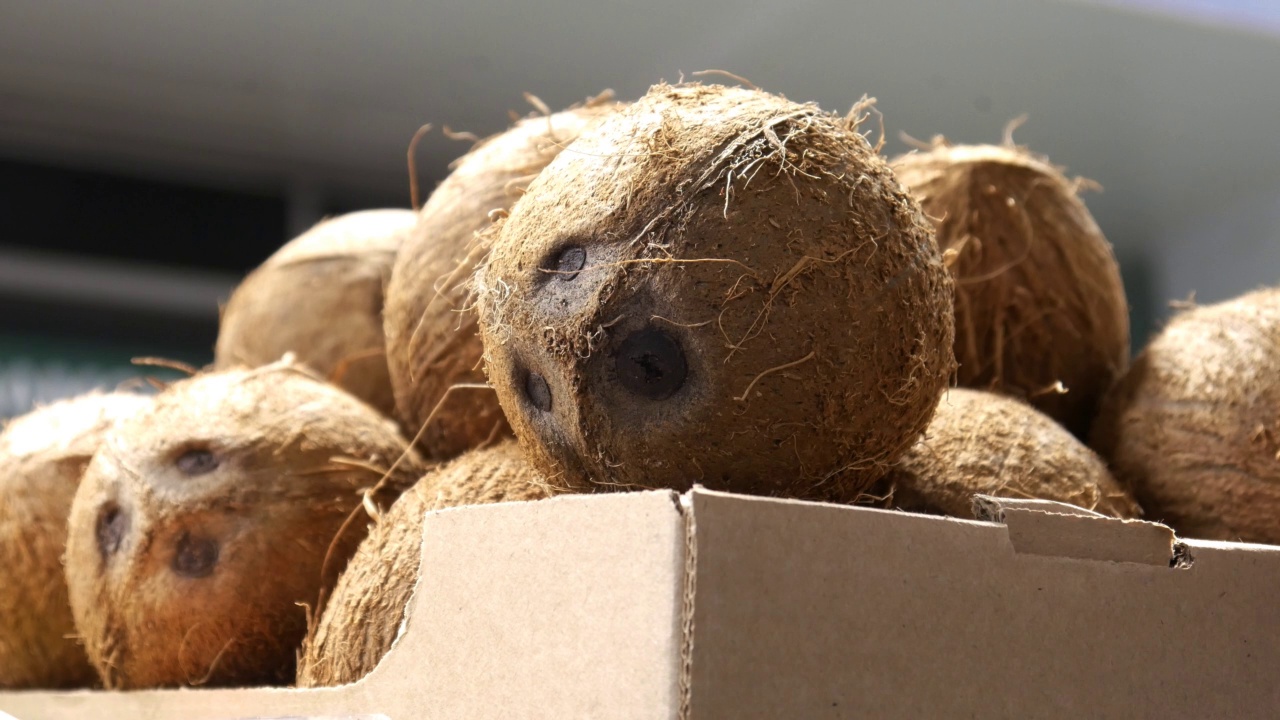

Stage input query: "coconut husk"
[
  {"left": 891, "top": 142, "right": 1129, "bottom": 439},
  {"left": 62, "top": 362, "right": 426, "bottom": 689},
  {"left": 384, "top": 95, "right": 619, "bottom": 460},
  {"left": 872, "top": 388, "right": 1140, "bottom": 519},
  {"left": 215, "top": 209, "right": 417, "bottom": 417},
  {"left": 0, "top": 392, "right": 150, "bottom": 688},
  {"left": 296, "top": 440, "right": 549, "bottom": 687},
  {"left": 1092, "top": 288, "right": 1280, "bottom": 543},
  {"left": 475, "top": 83, "right": 955, "bottom": 500}
]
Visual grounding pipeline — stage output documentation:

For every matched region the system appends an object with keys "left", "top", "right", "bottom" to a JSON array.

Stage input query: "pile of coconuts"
[{"left": 2, "top": 78, "right": 1273, "bottom": 692}]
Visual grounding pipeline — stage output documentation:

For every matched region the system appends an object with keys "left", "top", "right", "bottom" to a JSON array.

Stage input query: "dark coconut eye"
[
  {"left": 524, "top": 370, "right": 553, "bottom": 412},
  {"left": 95, "top": 504, "right": 128, "bottom": 560},
  {"left": 172, "top": 532, "right": 219, "bottom": 578},
  {"left": 175, "top": 448, "right": 219, "bottom": 476},
  {"left": 615, "top": 328, "right": 687, "bottom": 400},
  {"left": 545, "top": 245, "right": 586, "bottom": 281}
]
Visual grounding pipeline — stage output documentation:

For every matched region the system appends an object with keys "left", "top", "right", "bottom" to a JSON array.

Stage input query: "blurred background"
[{"left": 3, "top": 0, "right": 1279, "bottom": 418}]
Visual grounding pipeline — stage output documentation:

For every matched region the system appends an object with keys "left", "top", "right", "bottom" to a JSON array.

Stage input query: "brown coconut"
[
  {"left": 296, "top": 439, "right": 548, "bottom": 686},
  {"left": 0, "top": 392, "right": 150, "bottom": 689},
  {"left": 384, "top": 95, "right": 619, "bottom": 460},
  {"left": 872, "top": 388, "right": 1140, "bottom": 519},
  {"left": 215, "top": 209, "right": 418, "bottom": 417},
  {"left": 890, "top": 142, "right": 1129, "bottom": 439},
  {"left": 475, "top": 83, "right": 956, "bottom": 500},
  {"left": 62, "top": 362, "right": 426, "bottom": 688},
  {"left": 1092, "top": 288, "right": 1280, "bottom": 543}
]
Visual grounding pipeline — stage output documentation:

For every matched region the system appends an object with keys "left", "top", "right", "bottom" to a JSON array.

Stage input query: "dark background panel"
[{"left": 0, "top": 158, "right": 288, "bottom": 274}]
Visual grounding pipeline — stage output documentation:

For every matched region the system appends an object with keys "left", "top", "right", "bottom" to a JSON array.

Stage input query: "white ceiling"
[{"left": 3, "top": 0, "right": 1280, "bottom": 311}]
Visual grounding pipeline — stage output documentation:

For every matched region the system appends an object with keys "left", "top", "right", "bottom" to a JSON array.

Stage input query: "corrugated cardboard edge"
[{"left": 677, "top": 493, "right": 696, "bottom": 720}]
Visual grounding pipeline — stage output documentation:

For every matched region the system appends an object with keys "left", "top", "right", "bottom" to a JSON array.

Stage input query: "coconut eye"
[
  {"left": 175, "top": 447, "right": 219, "bottom": 476},
  {"left": 95, "top": 504, "right": 128, "bottom": 560},
  {"left": 615, "top": 328, "right": 687, "bottom": 400},
  {"left": 544, "top": 245, "right": 586, "bottom": 281},
  {"left": 524, "top": 370, "right": 553, "bottom": 412},
  {"left": 172, "top": 532, "right": 219, "bottom": 578}
]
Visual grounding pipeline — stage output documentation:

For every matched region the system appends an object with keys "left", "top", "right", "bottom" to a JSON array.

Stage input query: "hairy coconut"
[
  {"left": 1092, "top": 288, "right": 1280, "bottom": 543},
  {"left": 872, "top": 388, "right": 1139, "bottom": 519},
  {"left": 475, "top": 83, "right": 955, "bottom": 499},
  {"left": 890, "top": 142, "right": 1129, "bottom": 438},
  {"left": 215, "top": 209, "right": 418, "bottom": 417},
  {"left": 384, "top": 96, "right": 619, "bottom": 460},
  {"left": 297, "top": 440, "right": 548, "bottom": 687},
  {"left": 63, "top": 363, "right": 426, "bottom": 688},
  {"left": 0, "top": 392, "right": 149, "bottom": 688}
]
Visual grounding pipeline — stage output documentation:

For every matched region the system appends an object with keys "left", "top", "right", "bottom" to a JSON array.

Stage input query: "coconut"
[
  {"left": 0, "top": 392, "right": 149, "bottom": 689},
  {"left": 871, "top": 388, "right": 1140, "bottom": 519},
  {"left": 215, "top": 209, "right": 418, "bottom": 417},
  {"left": 62, "top": 362, "right": 426, "bottom": 688},
  {"left": 890, "top": 142, "right": 1129, "bottom": 439},
  {"left": 296, "top": 440, "right": 548, "bottom": 687},
  {"left": 1092, "top": 288, "right": 1280, "bottom": 543},
  {"left": 474, "top": 83, "right": 955, "bottom": 500},
  {"left": 384, "top": 96, "right": 619, "bottom": 460}
]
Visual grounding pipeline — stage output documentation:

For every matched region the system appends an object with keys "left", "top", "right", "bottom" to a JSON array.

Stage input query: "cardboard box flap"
[
  {"left": 1, "top": 490, "right": 688, "bottom": 720},
  {"left": 684, "top": 487, "right": 1280, "bottom": 719},
  {"left": 371, "top": 488, "right": 687, "bottom": 719},
  {"left": 973, "top": 494, "right": 1178, "bottom": 566}
]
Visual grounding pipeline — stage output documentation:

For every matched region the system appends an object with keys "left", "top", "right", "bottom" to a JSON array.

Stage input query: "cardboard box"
[{"left": 3, "top": 488, "right": 1279, "bottom": 718}]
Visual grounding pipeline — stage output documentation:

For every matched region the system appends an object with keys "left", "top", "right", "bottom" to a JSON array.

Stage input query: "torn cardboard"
[
  {"left": 973, "top": 494, "right": 1179, "bottom": 565},
  {"left": 3, "top": 488, "right": 1278, "bottom": 719}
]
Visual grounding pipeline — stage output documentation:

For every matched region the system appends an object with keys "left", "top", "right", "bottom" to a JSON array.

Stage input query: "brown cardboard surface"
[
  {"left": 0, "top": 490, "right": 686, "bottom": 720},
  {"left": 685, "top": 488, "right": 1280, "bottom": 719}
]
